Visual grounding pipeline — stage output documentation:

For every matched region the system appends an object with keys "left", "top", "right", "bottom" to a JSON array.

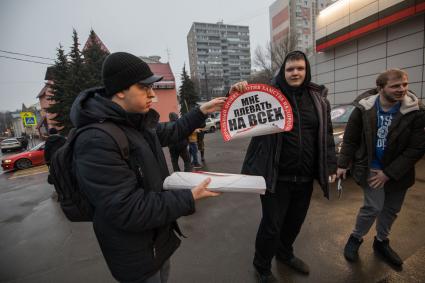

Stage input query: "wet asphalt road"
[{"left": 1, "top": 131, "right": 425, "bottom": 283}]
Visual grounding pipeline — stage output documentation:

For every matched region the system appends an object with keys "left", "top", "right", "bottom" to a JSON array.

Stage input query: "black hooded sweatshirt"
[
  {"left": 274, "top": 51, "right": 319, "bottom": 179},
  {"left": 70, "top": 87, "right": 207, "bottom": 282},
  {"left": 242, "top": 51, "right": 336, "bottom": 197}
]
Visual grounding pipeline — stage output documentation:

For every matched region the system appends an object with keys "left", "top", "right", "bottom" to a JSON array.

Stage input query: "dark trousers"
[
  {"left": 253, "top": 181, "right": 314, "bottom": 274},
  {"left": 188, "top": 142, "right": 199, "bottom": 165},
  {"left": 170, "top": 148, "right": 191, "bottom": 172}
]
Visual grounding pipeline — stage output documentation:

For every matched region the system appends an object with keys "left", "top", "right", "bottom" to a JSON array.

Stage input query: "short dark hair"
[
  {"left": 376, "top": 69, "right": 408, "bottom": 89},
  {"left": 285, "top": 51, "right": 305, "bottom": 64},
  {"left": 48, "top": 128, "right": 58, "bottom": 135}
]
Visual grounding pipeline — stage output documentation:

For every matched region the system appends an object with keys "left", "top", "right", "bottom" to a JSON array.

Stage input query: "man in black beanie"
[
  {"left": 232, "top": 51, "right": 336, "bottom": 282},
  {"left": 70, "top": 52, "right": 226, "bottom": 283}
]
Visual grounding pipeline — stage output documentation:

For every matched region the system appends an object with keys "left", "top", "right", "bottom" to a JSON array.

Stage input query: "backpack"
[{"left": 49, "top": 122, "right": 129, "bottom": 222}]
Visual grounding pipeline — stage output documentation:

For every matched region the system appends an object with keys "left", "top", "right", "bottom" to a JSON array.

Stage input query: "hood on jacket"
[
  {"left": 272, "top": 50, "right": 312, "bottom": 94},
  {"left": 70, "top": 87, "right": 160, "bottom": 129},
  {"left": 355, "top": 88, "right": 421, "bottom": 115}
]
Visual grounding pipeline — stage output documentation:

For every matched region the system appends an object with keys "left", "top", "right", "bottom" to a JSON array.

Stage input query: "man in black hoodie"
[
  {"left": 233, "top": 51, "right": 336, "bottom": 282},
  {"left": 70, "top": 52, "right": 225, "bottom": 283}
]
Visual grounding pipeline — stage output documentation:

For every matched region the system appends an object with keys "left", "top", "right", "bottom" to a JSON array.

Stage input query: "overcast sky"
[{"left": 0, "top": 0, "right": 275, "bottom": 111}]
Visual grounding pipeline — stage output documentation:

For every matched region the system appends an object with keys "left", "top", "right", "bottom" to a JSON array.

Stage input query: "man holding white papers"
[
  {"left": 71, "top": 52, "right": 225, "bottom": 283},
  {"left": 232, "top": 51, "right": 337, "bottom": 282}
]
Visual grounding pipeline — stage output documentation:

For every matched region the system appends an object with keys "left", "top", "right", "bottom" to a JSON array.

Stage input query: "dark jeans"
[
  {"left": 188, "top": 142, "right": 199, "bottom": 165},
  {"left": 169, "top": 148, "right": 191, "bottom": 172},
  {"left": 253, "top": 181, "right": 314, "bottom": 274}
]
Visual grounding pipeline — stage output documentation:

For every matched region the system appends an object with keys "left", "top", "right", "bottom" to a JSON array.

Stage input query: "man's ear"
[{"left": 115, "top": 90, "right": 126, "bottom": 99}]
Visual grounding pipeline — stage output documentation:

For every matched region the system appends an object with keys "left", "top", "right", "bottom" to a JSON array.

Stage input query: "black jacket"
[
  {"left": 338, "top": 89, "right": 425, "bottom": 191},
  {"left": 241, "top": 52, "right": 336, "bottom": 198},
  {"left": 168, "top": 112, "right": 189, "bottom": 153},
  {"left": 44, "top": 134, "right": 66, "bottom": 165},
  {"left": 70, "top": 87, "right": 207, "bottom": 282}
]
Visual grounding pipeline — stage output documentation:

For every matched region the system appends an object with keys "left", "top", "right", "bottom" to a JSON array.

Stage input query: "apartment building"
[{"left": 187, "top": 22, "right": 251, "bottom": 99}]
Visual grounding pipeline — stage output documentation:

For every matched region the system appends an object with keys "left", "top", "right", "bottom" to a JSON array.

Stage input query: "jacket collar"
[{"left": 355, "top": 89, "right": 420, "bottom": 115}]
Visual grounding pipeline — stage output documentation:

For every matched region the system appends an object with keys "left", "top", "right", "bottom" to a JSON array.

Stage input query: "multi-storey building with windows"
[
  {"left": 270, "top": 0, "right": 331, "bottom": 52},
  {"left": 187, "top": 22, "right": 251, "bottom": 99},
  {"left": 312, "top": 0, "right": 425, "bottom": 105}
]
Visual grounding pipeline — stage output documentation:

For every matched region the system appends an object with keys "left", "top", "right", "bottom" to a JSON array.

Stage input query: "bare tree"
[{"left": 251, "top": 34, "right": 299, "bottom": 83}]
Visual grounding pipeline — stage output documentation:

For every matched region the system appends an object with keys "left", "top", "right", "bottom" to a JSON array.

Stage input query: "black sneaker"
[
  {"left": 276, "top": 255, "right": 310, "bottom": 275},
  {"left": 344, "top": 234, "right": 363, "bottom": 262},
  {"left": 373, "top": 237, "right": 403, "bottom": 267},
  {"left": 193, "top": 163, "right": 202, "bottom": 169},
  {"left": 254, "top": 269, "right": 278, "bottom": 283}
]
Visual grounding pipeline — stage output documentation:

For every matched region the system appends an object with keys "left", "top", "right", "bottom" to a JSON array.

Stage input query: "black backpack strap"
[{"left": 77, "top": 122, "right": 129, "bottom": 160}]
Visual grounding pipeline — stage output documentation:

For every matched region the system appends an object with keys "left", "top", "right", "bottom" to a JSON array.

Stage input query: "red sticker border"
[{"left": 220, "top": 84, "right": 293, "bottom": 142}]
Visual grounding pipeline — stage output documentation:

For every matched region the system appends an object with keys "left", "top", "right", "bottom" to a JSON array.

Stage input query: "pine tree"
[
  {"left": 179, "top": 65, "right": 199, "bottom": 115},
  {"left": 47, "top": 44, "right": 69, "bottom": 132},
  {"left": 48, "top": 29, "right": 96, "bottom": 134},
  {"left": 83, "top": 29, "right": 109, "bottom": 88}
]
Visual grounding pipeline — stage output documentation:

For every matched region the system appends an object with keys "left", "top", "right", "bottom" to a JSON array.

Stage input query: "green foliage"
[
  {"left": 47, "top": 29, "right": 109, "bottom": 134},
  {"left": 83, "top": 29, "right": 109, "bottom": 87},
  {"left": 179, "top": 65, "right": 199, "bottom": 115}
]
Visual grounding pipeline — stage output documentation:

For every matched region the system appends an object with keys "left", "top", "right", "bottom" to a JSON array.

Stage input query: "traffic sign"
[{"left": 20, "top": 112, "right": 37, "bottom": 126}]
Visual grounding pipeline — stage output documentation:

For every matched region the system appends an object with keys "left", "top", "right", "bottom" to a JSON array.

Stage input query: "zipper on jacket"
[
  {"left": 292, "top": 93, "right": 303, "bottom": 172},
  {"left": 153, "top": 246, "right": 156, "bottom": 258}
]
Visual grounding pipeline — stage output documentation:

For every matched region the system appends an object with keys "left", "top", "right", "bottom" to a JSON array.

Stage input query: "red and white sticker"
[{"left": 220, "top": 84, "right": 293, "bottom": 142}]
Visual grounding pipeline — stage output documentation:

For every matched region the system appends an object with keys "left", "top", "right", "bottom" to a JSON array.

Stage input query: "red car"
[{"left": 1, "top": 142, "right": 45, "bottom": 171}]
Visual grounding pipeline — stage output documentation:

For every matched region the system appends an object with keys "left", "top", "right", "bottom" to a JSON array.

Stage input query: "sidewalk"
[{"left": 377, "top": 245, "right": 425, "bottom": 282}]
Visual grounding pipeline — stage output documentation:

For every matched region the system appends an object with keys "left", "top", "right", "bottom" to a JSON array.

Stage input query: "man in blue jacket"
[{"left": 71, "top": 52, "right": 225, "bottom": 283}]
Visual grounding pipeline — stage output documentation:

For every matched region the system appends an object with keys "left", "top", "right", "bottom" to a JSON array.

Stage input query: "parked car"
[
  {"left": 331, "top": 104, "right": 355, "bottom": 156},
  {"left": 1, "top": 142, "right": 45, "bottom": 171},
  {"left": 1, "top": 138, "right": 23, "bottom": 153},
  {"left": 213, "top": 117, "right": 221, "bottom": 129},
  {"left": 203, "top": 118, "right": 217, "bottom": 133}
]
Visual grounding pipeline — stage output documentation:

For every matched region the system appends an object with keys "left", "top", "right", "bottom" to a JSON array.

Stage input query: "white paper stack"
[{"left": 163, "top": 171, "right": 266, "bottom": 194}]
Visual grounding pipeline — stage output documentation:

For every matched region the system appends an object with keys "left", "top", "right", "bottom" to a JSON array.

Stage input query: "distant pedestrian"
[
  {"left": 188, "top": 130, "right": 202, "bottom": 168},
  {"left": 337, "top": 69, "right": 425, "bottom": 267},
  {"left": 20, "top": 133, "right": 28, "bottom": 150},
  {"left": 197, "top": 129, "right": 205, "bottom": 162},
  {"left": 168, "top": 112, "right": 191, "bottom": 172}
]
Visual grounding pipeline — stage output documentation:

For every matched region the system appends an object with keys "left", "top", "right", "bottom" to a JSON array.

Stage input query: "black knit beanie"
[{"left": 101, "top": 52, "right": 163, "bottom": 97}]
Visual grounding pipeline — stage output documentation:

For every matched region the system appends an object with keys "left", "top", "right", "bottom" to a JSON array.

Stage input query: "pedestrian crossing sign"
[{"left": 20, "top": 112, "right": 37, "bottom": 126}]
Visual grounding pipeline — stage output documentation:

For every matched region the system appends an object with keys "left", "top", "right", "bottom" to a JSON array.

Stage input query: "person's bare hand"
[
  {"left": 200, "top": 97, "right": 226, "bottom": 115},
  {"left": 368, "top": 169, "right": 389, "bottom": 189},
  {"left": 230, "top": 81, "right": 248, "bottom": 93},
  {"left": 328, "top": 174, "right": 337, "bottom": 183},
  {"left": 336, "top": 168, "right": 348, "bottom": 180},
  {"left": 191, "top": 178, "right": 221, "bottom": 200}
]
